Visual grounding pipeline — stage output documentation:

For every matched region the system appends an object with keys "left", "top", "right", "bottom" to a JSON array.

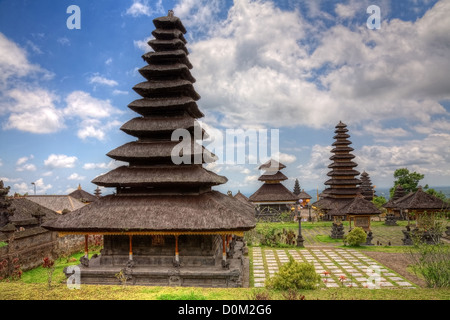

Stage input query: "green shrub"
[
  {"left": 344, "top": 227, "right": 367, "bottom": 246},
  {"left": 266, "top": 257, "right": 321, "bottom": 290},
  {"left": 0, "top": 242, "right": 7, "bottom": 248}
]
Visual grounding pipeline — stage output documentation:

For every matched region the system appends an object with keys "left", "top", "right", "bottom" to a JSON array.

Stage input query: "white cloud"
[
  {"left": 126, "top": 0, "right": 164, "bottom": 17},
  {"left": 14, "top": 178, "right": 52, "bottom": 195},
  {"left": 83, "top": 160, "right": 126, "bottom": 170},
  {"left": 0, "top": 32, "right": 49, "bottom": 84},
  {"left": 105, "top": 58, "right": 113, "bottom": 65},
  {"left": 0, "top": 177, "right": 22, "bottom": 183},
  {"left": 65, "top": 91, "right": 120, "bottom": 120},
  {"left": 0, "top": 158, "right": 2, "bottom": 166},
  {"left": 244, "top": 175, "right": 259, "bottom": 183},
  {"left": 57, "top": 37, "right": 70, "bottom": 46},
  {"left": 42, "top": 171, "right": 53, "bottom": 177},
  {"left": 1, "top": 88, "right": 64, "bottom": 134},
  {"left": 89, "top": 74, "right": 118, "bottom": 87},
  {"left": 133, "top": 37, "right": 152, "bottom": 52},
  {"left": 15, "top": 155, "right": 36, "bottom": 172},
  {"left": 68, "top": 173, "right": 86, "bottom": 181},
  {"left": 44, "top": 154, "right": 78, "bottom": 169},
  {"left": 112, "top": 89, "right": 129, "bottom": 95},
  {"left": 184, "top": 0, "right": 449, "bottom": 136}
]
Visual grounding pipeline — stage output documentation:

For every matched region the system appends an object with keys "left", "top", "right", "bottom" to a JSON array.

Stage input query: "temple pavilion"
[
  {"left": 312, "top": 121, "right": 361, "bottom": 221},
  {"left": 248, "top": 159, "right": 299, "bottom": 212},
  {"left": 43, "top": 12, "right": 255, "bottom": 287},
  {"left": 383, "top": 185, "right": 406, "bottom": 220}
]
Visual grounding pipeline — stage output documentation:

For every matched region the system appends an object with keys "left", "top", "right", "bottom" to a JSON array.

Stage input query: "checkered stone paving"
[{"left": 252, "top": 247, "right": 416, "bottom": 289}]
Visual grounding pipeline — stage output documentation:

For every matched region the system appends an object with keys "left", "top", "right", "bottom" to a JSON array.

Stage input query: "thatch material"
[
  {"left": 138, "top": 63, "right": 195, "bottom": 82},
  {"left": 92, "top": 165, "right": 227, "bottom": 187},
  {"left": 25, "top": 196, "right": 86, "bottom": 214},
  {"left": 42, "top": 191, "right": 255, "bottom": 233},
  {"left": 258, "top": 171, "right": 288, "bottom": 182},
  {"left": 394, "top": 187, "right": 449, "bottom": 210},
  {"left": 359, "top": 171, "right": 375, "bottom": 201},
  {"left": 249, "top": 183, "right": 298, "bottom": 202},
  {"left": 234, "top": 191, "right": 252, "bottom": 205},
  {"left": 68, "top": 186, "right": 98, "bottom": 203},
  {"left": 151, "top": 28, "right": 186, "bottom": 43},
  {"left": 133, "top": 80, "right": 200, "bottom": 100},
  {"left": 258, "top": 159, "right": 286, "bottom": 170},
  {"left": 383, "top": 185, "right": 406, "bottom": 209},
  {"left": 297, "top": 189, "right": 312, "bottom": 200},
  {"left": 128, "top": 97, "right": 204, "bottom": 118},
  {"left": 107, "top": 141, "right": 217, "bottom": 163},
  {"left": 343, "top": 194, "right": 381, "bottom": 216},
  {"left": 9, "top": 198, "right": 59, "bottom": 226},
  {"left": 148, "top": 38, "right": 188, "bottom": 54},
  {"left": 142, "top": 50, "right": 193, "bottom": 69},
  {"left": 120, "top": 116, "right": 203, "bottom": 138},
  {"left": 153, "top": 15, "right": 187, "bottom": 34}
]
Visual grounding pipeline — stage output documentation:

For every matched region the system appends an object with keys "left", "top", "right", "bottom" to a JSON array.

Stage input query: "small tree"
[
  {"left": 266, "top": 256, "right": 321, "bottom": 290},
  {"left": 389, "top": 168, "right": 424, "bottom": 198},
  {"left": 344, "top": 227, "right": 367, "bottom": 246}
]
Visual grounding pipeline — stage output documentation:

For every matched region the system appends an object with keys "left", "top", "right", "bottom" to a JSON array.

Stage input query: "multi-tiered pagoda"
[
  {"left": 359, "top": 171, "right": 376, "bottom": 201},
  {"left": 249, "top": 159, "right": 299, "bottom": 212},
  {"left": 313, "top": 121, "right": 361, "bottom": 220},
  {"left": 43, "top": 12, "right": 255, "bottom": 287}
]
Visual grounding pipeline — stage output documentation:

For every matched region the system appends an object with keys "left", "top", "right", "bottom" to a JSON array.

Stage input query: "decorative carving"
[{"left": 80, "top": 256, "right": 89, "bottom": 267}]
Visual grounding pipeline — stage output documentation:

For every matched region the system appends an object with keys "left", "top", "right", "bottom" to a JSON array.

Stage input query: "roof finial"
[
  {"left": 78, "top": 184, "right": 82, "bottom": 190},
  {"left": 168, "top": 9, "right": 174, "bottom": 17}
]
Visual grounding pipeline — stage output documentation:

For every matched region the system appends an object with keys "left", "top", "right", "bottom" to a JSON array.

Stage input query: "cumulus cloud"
[
  {"left": 15, "top": 155, "right": 37, "bottom": 172},
  {"left": 126, "top": 0, "right": 164, "bottom": 17},
  {"left": 1, "top": 88, "right": 64, "bottom": 134},
  {"left": 68, "top": 173, "right": 86, "bottom": 181},
  {"left": 88, "top": 74, "right": 118, "bottom": 87},
  {"left": 14, "top": 178, "right": 52, "bottom": 195},
  {"left": 44, "top": 154, "right": 78, "bottom": 169},
  {"left": 83, "top": 160, "right": 126, "bottom": 170}
]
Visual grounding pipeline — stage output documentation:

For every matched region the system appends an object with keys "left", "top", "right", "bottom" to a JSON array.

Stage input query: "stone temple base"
[{"left": 64, "top": 237, "right": 248, "bottom": 288}]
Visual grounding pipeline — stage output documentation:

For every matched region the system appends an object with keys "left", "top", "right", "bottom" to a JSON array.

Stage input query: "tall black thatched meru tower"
[{"left": 43, "top": 12, "right": 255, "bottom": 288}]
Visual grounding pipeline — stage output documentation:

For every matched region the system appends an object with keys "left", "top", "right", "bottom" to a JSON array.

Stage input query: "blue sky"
[{"left": 0, "top": 0, "right": 449, "bottom": 197}]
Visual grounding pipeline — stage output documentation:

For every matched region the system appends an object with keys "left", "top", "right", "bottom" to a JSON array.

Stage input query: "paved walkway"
[{"left": 252, "top": 247, "right": 416, "bottom": 289}]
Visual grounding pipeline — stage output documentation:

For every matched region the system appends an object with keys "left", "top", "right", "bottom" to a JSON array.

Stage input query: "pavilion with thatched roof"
[
  {"left": 68, "top": 185, "right": 98, "bottom": 204},
  {"left": 249, "top": 159, "right": 299, "bottom": 216},
  {"left": 43, "top": 12, "right": 255, "bottom": 287}
]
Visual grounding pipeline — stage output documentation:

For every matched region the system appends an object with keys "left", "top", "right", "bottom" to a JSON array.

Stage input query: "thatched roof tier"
[
  {"left": 42, "top": 191, "right": 255, "bottom": 233},
  {"left": 359, "top": 171, "right": 375, "bottom": 201},
  {"left": 149, "top": 38, "right": 188, "bottom": 54},
  {"left": 120, "top": 116, "right": 205, "bottom": 139},
  {"left": 325, "top": 188, "right": 362, "bottom": 195},
  {"left": 333, "top": 133, "right": 350, "bottom": 139},
  {"left": 249, "top": 183, "right": 298, "bottom": 202},
  {"left": 326, "top": 170, "right": 360, "bottom": 176},
  {"left": 330, "top": 154, "right": 355, "bottom": 160},
  {"left": 153, "top": 15, "right": 187, "bottom": 34},
  {"left": 138, "top": 64, "right": 195, "bottom": 82},
  {"left": 234, "top": 191, "right": 252, "bottom": 205},
  {"left": 92, "top": 165, "right": 227, "bottom": 188},
  {"left": 328, "top": 162, "right": 358, "bottom": 168},
  {"left": 68, "top": 185, "right": 98, "bottom": 203},
  {"left": 26, "top": 195, "right": 86, "bottom": 214},
  {"left": 393, "top": 187, "right": 449, "bottom": 210},
  {"left": 258, "top": 171, "right": 288, "bottom": 182},
  {"left": 325, "top": 179, "right": 361, "bottom": 185},
  {"left": 133, "top": 80, "right": 200, "bottom": 100},
  {"left": 258, "top": 159, "right": 286, "bottom": 170},
  {"left": 383, "top": 185, "right": 406, "bottom": 209},
  {"left": 152, "top": 28, "right": 187, "bottom": 43},
  {"left": 142, "top": 50, "right": 193, "bottom": 69},
  {"left": 128, "top": 97, "right": 204, "bottom": 118},
  {"left": 106, "top": 141, "right": 217, "bottom": 164},
  {"left": 9, "top": 198, "right": 58, "bottom": 225},
  {"left": 298, "top": 190, "right": 312, "bottom": 200},
  {"left": 332, "top": 139, "right": 352, "bottom": 146},
  {"left": 343, "top": 195, "right": 381, "bottom": 216},
  {"left": 330, "top": 146, "right": 355, "bottom": 153}
]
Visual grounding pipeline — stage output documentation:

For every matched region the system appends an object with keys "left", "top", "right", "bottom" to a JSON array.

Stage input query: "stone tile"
[
  {"left": 396, "top": 281, "right": 413, "bottom": 286},
  {"left": 325, "top": 282, "right": 340, "bottom": 288},
  {"left": 254, "top": 283, "right": 265, "bottom": 287},
  {"left": 349, "top": 273, "right": 363, "bottom": 277},
  {"left": 354, "top": 277, "right": 368, "bottom": 282},
  {"left": 383, "top": 272, "right": 396, "bottom": 277},
  {"left": 379, "top": 282, "right": 395, "bottom": 287},
  {"left": 324, "top": 262, "right": 335, "bottom": 266},
  {"left": 388, "top": 276, "right": 404, "bottom": 281}
]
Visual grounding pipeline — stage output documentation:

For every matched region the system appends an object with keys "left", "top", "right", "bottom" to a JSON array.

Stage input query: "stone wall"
[{"left": 0, "top": 228, "right": 85, "bottom": 276}]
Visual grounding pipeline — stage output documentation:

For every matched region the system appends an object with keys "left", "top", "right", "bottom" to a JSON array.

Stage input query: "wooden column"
[
  {"left": 129, "top": 235, "right": 133, "bottom": 260},
  {"left": 175, "top": 235, "right": 179, "bottom": 263},
  {"left": 222, "top": 235, "right": 226, "bottom": 263},
  {"left": 84, "top": 235, "right": 89, "bottom": 258}
]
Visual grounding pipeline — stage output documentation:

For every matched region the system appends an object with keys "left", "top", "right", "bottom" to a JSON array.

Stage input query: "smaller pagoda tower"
[
  {"left": 359, "top": 171, "right": 376, "bottom": 201},
  {"left": 382, "top": 185, "right": 406, "bottom": 220},
  {"left": 249, "top": 160, "right": 299, "bottom": 213},
  {"left": 0, "top": 181, "right": 14, "bottom": 228},
  {"left": 293, "top": 179, "right": 301, "bottom": 196}
]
